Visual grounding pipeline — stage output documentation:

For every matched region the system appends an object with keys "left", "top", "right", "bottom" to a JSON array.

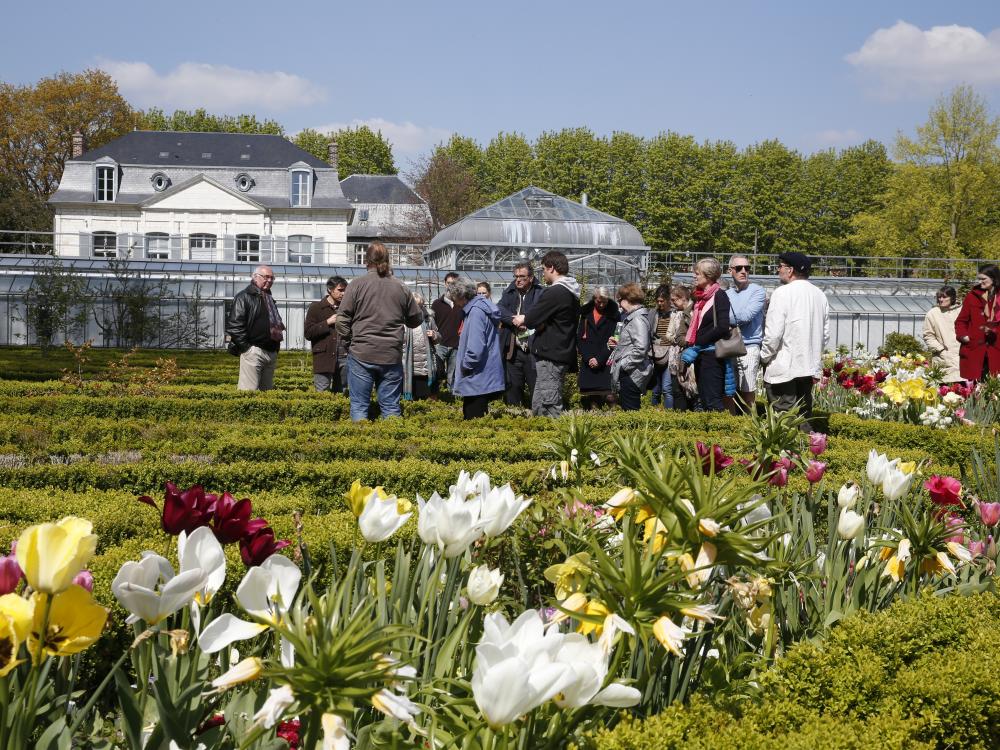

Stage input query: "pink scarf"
[{"left": 686, "top": 283, "right": 719, "bottom": 345}]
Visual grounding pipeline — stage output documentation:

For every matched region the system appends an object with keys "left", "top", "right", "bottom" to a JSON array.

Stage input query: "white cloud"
[
  {"left": 98, "top": 59, "right": 326, "bottom": 111},
  {"left": 813, "top": 128, "right": 864, "bottom": 147},
  {"left": 305, "top": 118, "right": 453, "bottom": 161},
  {"left": 846, "top": 21, "right": 1000, "bottom": 94}
]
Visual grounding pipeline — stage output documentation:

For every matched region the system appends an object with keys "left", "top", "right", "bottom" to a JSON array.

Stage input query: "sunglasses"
[{"left": 730, "top": 265, "right": 751, "bottom": 272}]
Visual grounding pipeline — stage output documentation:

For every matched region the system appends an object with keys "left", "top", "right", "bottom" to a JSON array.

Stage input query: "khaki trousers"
[{"left": 238, "top": 346, "right": 278, "bottom": 391}]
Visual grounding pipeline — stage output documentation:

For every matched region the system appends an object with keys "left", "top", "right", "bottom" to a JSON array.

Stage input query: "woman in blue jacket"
[{"left": 451, "top": 277, "right": 506, "bottom": 419}]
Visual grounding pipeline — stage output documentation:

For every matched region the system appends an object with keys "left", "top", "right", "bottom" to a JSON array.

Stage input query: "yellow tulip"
[
  {"left": 29, "top": 585, "right": 107, "bottom": 661},
  {"left": 16, "top": 517, "right": 97, "bottom": 595},
  {"left": 883, "top": 555, "right": 905, "bottom": 582},
  {"left": 642, "top": 517, "right": 668, "bottom": 553},
  {"left": 698, "top": 518, "right": 721, "bottom": 538},
  {"left": 652, "top": 616, "right": 689, "bottom": 656},
  {"left": 605, "top": 487, "right": 636, "bottom": 520},
  {"left": 0, "top": 593, "right": 33, "bottom": 676},
  {"left": 344, "top": 480, "right": 388, "bottom": 518},
  {"left": 898, "top": 461, "right": 917, "bottom": 475}
]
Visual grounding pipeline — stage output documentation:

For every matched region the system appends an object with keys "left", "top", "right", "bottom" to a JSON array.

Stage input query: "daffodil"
[
  {"left": 544, "top": 553, "right": 592, "bottom": 600},
  {"left": 29, "top": 585, "right": 107, "bottom": 660},
  {"left": 652, "top": 616, "right": 690, "bottom": 656},
  {"left": 16, "top": 517, "right": 97, "bottom": 594},
  {"left": 604, "top": 487, "right": 636, "bottom": 520},
  {"left": 576, "top": 600, "right": 609, "bottom": 637},
  {"left": 344, "top": 480, "right": 388, "bottom": 518}
]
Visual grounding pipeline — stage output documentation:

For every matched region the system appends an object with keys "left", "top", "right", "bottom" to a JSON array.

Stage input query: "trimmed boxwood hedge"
[{"left": 587, "top": 593, "right": 1000, "bottom": 750}]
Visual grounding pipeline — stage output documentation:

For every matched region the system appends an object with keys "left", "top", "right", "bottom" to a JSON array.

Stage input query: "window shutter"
[
  {"left": 223, "top": 235, "right": 236, "bottom": 262},
  {"left": 79, "top": 232, "right": 92, "bottom": 258},
  {"left": 170, "top": 235, "right": 184, "bottom": 261},
  {"left": 261, "top": 235, "right": 274, "bottom": 263},
  {"left": 116, "top": 232, "right": 130, "bottom": 259},
  {"left": 312, "top": 236, "right": 324, "bottom": 264}
]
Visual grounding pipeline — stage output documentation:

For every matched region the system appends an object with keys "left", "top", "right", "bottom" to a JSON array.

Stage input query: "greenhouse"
[{"left": 423, "top": 186, "right": 650, "bottom": 286}]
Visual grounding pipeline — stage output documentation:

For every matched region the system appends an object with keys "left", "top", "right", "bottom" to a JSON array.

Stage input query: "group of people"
[
  {"left": 923, "top": 263, "right": 1000, "bottom": 383},
  {"left": 224, "top": 241, "right": 999, "bottom": 424}
]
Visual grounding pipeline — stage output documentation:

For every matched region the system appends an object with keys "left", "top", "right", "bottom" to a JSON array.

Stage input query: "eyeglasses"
[
  {"left": 730, "top": 265, "right": 751, "bottom": 272},
  {"left": 514, "top": 274, "right": 530, "bottom": 279},
  {"left": 254, "top": 274, "right": 275, "bottom": 280}
]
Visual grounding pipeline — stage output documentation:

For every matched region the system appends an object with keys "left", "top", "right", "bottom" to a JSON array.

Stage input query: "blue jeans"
[
  {"left": 435, "top": 344, "right": 457, "bottom": 390},
  {"left": 347, "top": 354, "right": 403, "bottom": 422},
  {"left": 651, "top": 365, "right": 674, "bottom": 408}
]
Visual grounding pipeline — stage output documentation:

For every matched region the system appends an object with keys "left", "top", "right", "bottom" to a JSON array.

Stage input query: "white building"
[{"left": 48, "top": 131, "right": 353, "bottom": 264}]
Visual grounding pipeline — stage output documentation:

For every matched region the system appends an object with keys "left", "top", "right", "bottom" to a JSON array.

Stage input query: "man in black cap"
[{"left": 759, "top": 252, "right": 829, "bottom": 428}]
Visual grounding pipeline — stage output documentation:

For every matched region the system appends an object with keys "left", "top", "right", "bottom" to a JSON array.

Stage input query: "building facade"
[{"left": 49, "top": 131, "right": 354, "bottom": 264}]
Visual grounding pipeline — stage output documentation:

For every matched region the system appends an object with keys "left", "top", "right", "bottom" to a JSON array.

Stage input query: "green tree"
[
  {"left": 642, "top": 132, "right": 707, "bottom": 258},
  {"left": 292, "top": 128, "right": 333, "bottom": 163},
  {"left": 481, "top": 132, "right": 535, "bottom": 202},
  {"left": 0, "top": 174, "right": 51, "bottom": 241},
  {"left": 533, "top": 128, "right": 609, "bottom": 205},
  {"left": 0, "top": 69, "right": 133, "bottom": 198},
  {"left": 729, "top": 140, "right": 805, "bottom": 255},
  {"left": 135, "top": 108, "right": 284, "bottom": 135},
  {"left": 324, "top": 126, "right": 397, "bottom": 177},
  {"left": 602, "top": 132, "right": 647, "bottom": 230},
  {"left": 412, "top": 149, "right": 482, "bottom": 231},
  {"left": 853, "top": 86, "right": 1000, "bottom": 259},
  {"left": 18, "top": 258, "right": 88, "bottom": 353}
]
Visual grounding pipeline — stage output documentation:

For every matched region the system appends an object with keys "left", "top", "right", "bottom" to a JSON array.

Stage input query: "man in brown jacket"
[
  {"left": 336, "top": 243, "right": 423, "bottom": 421},
  {"left": 304, "top": 276, "right": 348, "bottom": 392}
]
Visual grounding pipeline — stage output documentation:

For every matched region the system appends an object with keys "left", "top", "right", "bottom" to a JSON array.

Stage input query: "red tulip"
[
  {"left": 874, "top": 370, "right": 888, "bottom": 383},
  {"left": 923, "top": 475, "right": 962, "bottom": 508},
  {"left": 977, "top": 501, "right": 1000, "bottom": 528},
  {"left": 140, "top": 482, "right": 217, "bottom": 536},
  {"left": 277, "top": 719, "right": 301, "bottom": 749},
  {"left": 805, "top": 461, "right": 827, "bottom": 484},
  {"left": 239, "top": 524, "right": 290, "bottom": 567},
  {"left": 211, "top": 492, "right": 256, "bottom": 544},
  {"left": 695, "top": 442, "right": 733, "bottom": 475},
  {"left": 808, "top": 433, "right": 828, "bottom": 456},
  {"left": 196, "top": 714, "right": 226, "bottom": 735}
]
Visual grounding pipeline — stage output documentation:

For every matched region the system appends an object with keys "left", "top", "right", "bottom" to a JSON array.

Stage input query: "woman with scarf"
[
  {"left": 577, "top": 287, "right": 620, "bottom": 409},
  {"left": 402, "top": 292, "right": 440, "bottom": 400},
  {"left": 680, "top": 257, "right": 732, "bottom": 411},
  {"left": 956, "top": 264, "right": 1000, "bottom": 382}
]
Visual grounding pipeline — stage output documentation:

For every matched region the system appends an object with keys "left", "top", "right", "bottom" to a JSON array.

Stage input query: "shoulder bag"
[{"left": 711, "top": 302, "right": 747, "bottom": 359}]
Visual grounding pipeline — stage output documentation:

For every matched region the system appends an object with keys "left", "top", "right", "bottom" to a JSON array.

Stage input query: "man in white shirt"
[{"left": 759, "top": 252, "right": 829, "bottom": 428}]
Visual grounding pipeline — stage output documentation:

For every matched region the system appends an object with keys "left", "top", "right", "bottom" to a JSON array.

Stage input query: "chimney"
[
  {"left": 327, "top": 138, "right": 338, "bottom": 170},
  {"left": 71, "top": 131, "right": 85, "bottom": 159},
  {"left": 581, "top": 191, "right": 588, "bottom": 207}
]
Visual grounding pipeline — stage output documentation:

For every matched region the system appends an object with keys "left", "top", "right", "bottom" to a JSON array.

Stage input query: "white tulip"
[
  {"left": 467, "top": 565, "right": 504, "bottom": 606},
  {"left": 358, "top": 493, "right": 412, "bottom": 543},
  {"left": 416, "top": 491, "right": 486, "bottom": 558},
  {"left": 837, "top": 483, "right": 860, "bottom": 509},
  {"left": 372, "top": 689, "right": 421, "bottom": 722},
  {"left": 947, "top": 542, "right": 973, "bottom": 564},
  {"left": 199, "top": 554, "right": 301, "bottom": 654},
  {"left": 480, "top": 484, "right": 531, "bottom": 537},
  {"left": 252, "top": 685, "right": 295, "bottom": 729},
  {"left": 471, "top": 650, "right": 572, "bottom": 728},
  {"left": 866, "top": 450, "right": 898, "bottom": 485},
  {"left": 590, "top": 452, "right": 601, "bottom": 467},
  {"left": 881, "top": 467, "right": 915, "bottom": 502},
  {"left": 552, "top": 633, "right": 640, "bottom": 709},
  {"left": 451, "top": 470, "right": 492, "bottom": 501},
  {"left": 321, "top": 713, "right": 350, "bottom": 750},
  {"left": 112, "top": 553, "right": 206, "bottom": 626},
  {"left": 837, "top": 509, "right": 865, "bottom": 540},
  {"left": 178, "top": 526, "right": 226, "bottom": 605}
]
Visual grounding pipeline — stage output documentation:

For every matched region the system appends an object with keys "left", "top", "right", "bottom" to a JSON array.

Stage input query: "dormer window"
[
  {"left": 291, "top": 169, "right": 311, "bottom": 207},
  {"left": 96, "top": 165, "right": 115, "bottom": 202}
]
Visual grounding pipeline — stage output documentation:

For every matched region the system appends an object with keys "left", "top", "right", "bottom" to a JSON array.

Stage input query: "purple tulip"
[{"left": 72, "top": 570, "right": 94, "bottom": 592}]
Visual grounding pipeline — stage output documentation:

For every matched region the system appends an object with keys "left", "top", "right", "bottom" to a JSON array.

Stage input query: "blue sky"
[{"left": 3, "top": 1, "right": 999, "bottom": 166}]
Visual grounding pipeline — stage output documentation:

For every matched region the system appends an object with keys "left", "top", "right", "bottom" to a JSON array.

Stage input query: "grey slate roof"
[
  {"left": 427, "top": 186, "right": 648, "bottom": 254},
  {"left": 340, "top": 175, "right": 425, "bottom": 205},
  {"left": 72, "top": 131, "right": 330, "bottom": 169}
]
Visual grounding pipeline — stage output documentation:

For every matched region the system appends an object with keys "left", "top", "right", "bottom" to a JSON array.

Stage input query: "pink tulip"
[
  {"left": 944, "top": 513, "right": 965, "bottom": 545},
  {"left": 0, "top": 551, "right": 22, "bottom": 595},
  {"left": 808, "top": 433, "right": 828, "bottom": 456},
  {"left": 923, "top": 475, "right": 962, "bottom": 508},
  {"left": 805, "top": 461, "right": 827, "bottom": 484},
  {"left": 977, "top": 501, "right": 1000, "bottom": 528},
  {"left": 968, "top": 540, "right": 986, "bottom": 558},
  {"left": 72, "top": 570, "right": 94, "bottom": 592},
  {"left": 768, "top": 466, "right": 789, "bottom": 487}
]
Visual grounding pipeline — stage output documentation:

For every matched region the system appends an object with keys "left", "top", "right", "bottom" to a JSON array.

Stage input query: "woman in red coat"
[{"left": 956, "top": 264, "right": 1000, "bottom": 382}]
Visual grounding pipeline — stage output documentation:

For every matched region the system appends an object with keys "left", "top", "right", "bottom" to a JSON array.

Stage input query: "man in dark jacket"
[
  {"left": 513, "top": 251, "right": 580, "bottom": 417},
  {"left": 225, "top": 265, "right": 284, "bottom": 391},
  {"left": 304, "top": 276, "right": 347, "bottom": 393},
  {"left": 431, "top": 272, "right": 461, "bottom": 390},
  {"left": 497, "top": 262, "right": 544, "bottom": 407}
]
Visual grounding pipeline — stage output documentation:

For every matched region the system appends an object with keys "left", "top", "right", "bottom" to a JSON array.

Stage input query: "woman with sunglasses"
[
  {"left": 922, "top": 285, "right": 962, "bottom": 383},
  {"left": 956, "top": 264, "right": 1000, "bottom": 382}
]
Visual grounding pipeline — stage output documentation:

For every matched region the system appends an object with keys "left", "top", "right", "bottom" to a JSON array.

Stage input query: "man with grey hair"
[
  {"left": 726, "top": 255, "right": 766, "bottom": 413},
  {"left": 226, "top": 265, "right": 285, "bottom": 391}
]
